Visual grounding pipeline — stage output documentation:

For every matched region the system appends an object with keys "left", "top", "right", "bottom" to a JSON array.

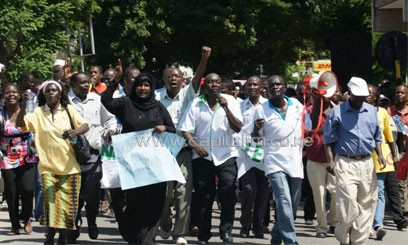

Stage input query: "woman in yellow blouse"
[{"left": 16, "top": 80, "right": 89, "bottom": 245}]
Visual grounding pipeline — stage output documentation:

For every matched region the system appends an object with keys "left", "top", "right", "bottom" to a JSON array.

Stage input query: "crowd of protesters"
[{"left": 0, "top": 46, "right": 407, "bottom": 245}]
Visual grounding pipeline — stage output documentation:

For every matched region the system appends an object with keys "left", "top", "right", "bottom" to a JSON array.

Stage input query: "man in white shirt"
[
  {"left": 155, "top": 46, "right": 211, "bottom": 245},
  {"left": 236, "top": 76, "right": 270, "bottom": 239},
  {"left": 251, "top": 75, "right": 304, "bottom": 245},
  {"left": 179, "top": 73, "right": 242, "bottom": 244},
  {"left": 67, "top": 72, "right": 116, "bottom": 243}
]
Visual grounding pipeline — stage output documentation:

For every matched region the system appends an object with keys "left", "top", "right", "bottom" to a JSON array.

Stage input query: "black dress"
[{"left": 101, "top": 82, "right": 175, "bottom": 244}]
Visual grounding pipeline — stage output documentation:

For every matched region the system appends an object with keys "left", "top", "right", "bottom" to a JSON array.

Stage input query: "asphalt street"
[{"left": 0, "top": 201, "right": 407, "bottom": 244}]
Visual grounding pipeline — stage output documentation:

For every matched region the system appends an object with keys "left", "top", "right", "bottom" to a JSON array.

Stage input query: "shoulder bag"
[{"left": 66, "top": 108, "right": 91, "bottom": 164}]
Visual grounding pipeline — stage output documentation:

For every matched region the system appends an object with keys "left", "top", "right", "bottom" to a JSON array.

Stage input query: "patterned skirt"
[{"left": 40, "top": 173, "right": 81, "bottom": 229}]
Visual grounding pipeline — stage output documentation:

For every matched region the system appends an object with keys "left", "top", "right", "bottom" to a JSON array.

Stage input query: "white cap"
[
  {"left": 347, "top": 77, "right": 369, "bottom": 96},
  {"left": 53, "top": 59, "right": 66, "bottom": 67}
]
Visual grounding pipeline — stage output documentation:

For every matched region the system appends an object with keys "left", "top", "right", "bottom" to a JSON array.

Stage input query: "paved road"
[{"left": 0, "top": 202, "right": 407, "bottom": 244}]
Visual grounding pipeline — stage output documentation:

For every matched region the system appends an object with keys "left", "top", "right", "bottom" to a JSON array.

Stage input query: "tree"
[
  {"left": 0, "top": 0, "right": 373, "bottom": 83},
  {"left": 0, "top": 0, "right": 99, "bottom": 82}
]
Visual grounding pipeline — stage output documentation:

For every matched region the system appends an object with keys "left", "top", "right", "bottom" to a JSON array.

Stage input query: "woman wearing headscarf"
[
  {"left": 0, "top": 83, "right": 35, "bottom": 236},
  {"left": 101, "top": 72, "right": 175, "bottom": 244},
  {"left": 16, "top": 80, "right": 89, "bottom": 244}
]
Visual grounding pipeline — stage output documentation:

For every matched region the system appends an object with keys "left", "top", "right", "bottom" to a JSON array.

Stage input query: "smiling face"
[
  {"left": 267, "top": 76, "right": 286, "bottom": 99},
  {"left": 4, "top": 85, "right": 21, "bottom": 106},
  {"left": 44, "top": 83, "right": 61, "bottom": 108},
  {"left": 135, "top": 81, "right": 152, "bottom": 100}
]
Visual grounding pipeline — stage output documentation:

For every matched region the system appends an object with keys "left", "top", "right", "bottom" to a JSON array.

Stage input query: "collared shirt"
[
  {"left": 68, "top": 90, "right": 116, "bottom": 150},
  {"left": 371, "top": 107, "right": 395, "bottom": 173},
  {"left": 324, "top": 100, "right": 382, "bottom": 155},
  {"left": 178, "top": 93, "right": 243, "bottom": 166},
  {"left": 390, "top": 105, "right": 408, "bottom": 125},
  {"left": 253, "top": 97, "right": 304, "bottom": 178},
  {"left": 305, "top": 105, "right": 329, "bottom": 163},
  {"left": 155, "top": 83, "right": 197, "bottom": 130},
  {"left": 236, "top": 96, "right": 268, "bottom": 178},
  {"left": 240, "top": 96, "right": 268, "bottom": 126},
  {"left": 24, "top": 104, "right": 86, "bottom": 175}
]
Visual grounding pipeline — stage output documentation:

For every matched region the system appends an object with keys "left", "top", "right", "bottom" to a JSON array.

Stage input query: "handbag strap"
[{"left": 65, "top": 107, "right": 76, "bottom": 130}]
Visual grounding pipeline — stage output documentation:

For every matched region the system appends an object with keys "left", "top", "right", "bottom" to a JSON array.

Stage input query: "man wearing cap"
[{"left": 324, "top": 77, "right": 386, "bottom": 245}]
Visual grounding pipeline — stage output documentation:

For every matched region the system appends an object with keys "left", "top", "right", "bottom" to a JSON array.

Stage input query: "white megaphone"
[{"left": 309, "top": 71, "right": 338, "bottom": 98}]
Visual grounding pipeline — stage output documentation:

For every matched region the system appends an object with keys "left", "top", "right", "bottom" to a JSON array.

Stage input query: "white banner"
[
  {"left": 100, "top": 144, "right": 121, "bottom": 189},
  {"left": 111, "top": 129, "right": 186, "bottom": 190}
]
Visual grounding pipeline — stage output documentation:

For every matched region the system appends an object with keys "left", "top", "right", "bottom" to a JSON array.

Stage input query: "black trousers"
[
  {"left": 110, "top": 187, "right": 125, "bottom": 223},
  {"left": 1, "top": 163, "right": 34, "bottom": 230},
  {"left": 384, "top": 170, "right": 406, "bottom": 223},
  {"left": 239, "top": 167, "right": 270, "bottom": 233},
  {"left": 77, "top": 153, "right": 103, "bottom": 227},
  {"left": 192, "top": 157, "right": 237, "bottom": 241},
  {"left": 119, "top": 182, "right": 167, "bottom": 244}
]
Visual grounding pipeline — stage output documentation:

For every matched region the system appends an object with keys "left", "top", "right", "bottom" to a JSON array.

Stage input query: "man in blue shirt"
[{"left": 324, "top": 77, "right": 386, "bottom": 245}]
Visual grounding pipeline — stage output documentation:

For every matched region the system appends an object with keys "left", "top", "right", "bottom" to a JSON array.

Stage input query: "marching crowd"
[{"left": 0, "top": 46, "right": 407, "bottom": 245}]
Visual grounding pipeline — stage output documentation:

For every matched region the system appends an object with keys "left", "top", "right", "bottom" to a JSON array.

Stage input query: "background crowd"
[{"left": 0, "top": 46, "right": 407, "bottom": 245}]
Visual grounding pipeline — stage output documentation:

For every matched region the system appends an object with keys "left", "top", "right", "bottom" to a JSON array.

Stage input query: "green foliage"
[
  {"left": 0, "top": 0, "right": 376, "bottom": 84},
  {"left": 0, "top": 0, "right": 99, "bottom": 82}
]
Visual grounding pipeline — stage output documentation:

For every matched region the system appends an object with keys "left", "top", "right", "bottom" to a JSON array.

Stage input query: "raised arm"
[
  {"left": 16, "top": 90, "right": 30, "bottom": 127},
  {"left": 191, "top": 46, "right": 211, "bottom": 92},
  {"left": 101, "top": 80, "right": 124, "bottom": 118}
]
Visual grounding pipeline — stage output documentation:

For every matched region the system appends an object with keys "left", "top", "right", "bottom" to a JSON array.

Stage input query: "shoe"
[
  {"left": 159, "top": 228, "right": 171, "bottom": 239},
  {"left": 221, "top": 233, "right": 233, "bottom": 243},
  {"left": 329, "top": 225, "right": 336, "bottom": 234},
  {"left": 58, "top": 229, "right": 68, "bottom": 244},
  {"left": 239, "top": 229, "right": 249, "bottom": 238},
  {"left": 88, "top": 224, "right": 98, "bottom": 240},
  {"left": 375, "top": 227, "right": 386, "bottom": 241},
  {"left": 190, "top": 226, "right": 199, "bottom": 236},
  {"left": 176, "top": 236, "right": 188, "bottom": 245},
  {"left": 24, "top": 220, "right": 33, "bottom": 234},
  {"left": 305, "top": 219, "right": 314, "bottom": 225},
  {"left": 254, "top": 232, "right": 264, "bottom": 238},
  {"left": 271, "top": 239, "right": 282, "bottom": 245},
  {"left": 316, "top": 232, "right": 327, "bottom": 238},
  {"left": 44, "top": 227, "right": 56, "bottom": 244},
  {"left": 262, "top": 226, "right": 270, "bottom": 233},
  {"left": 67, "top": 229, "right": 79, "bottom": 244},
  {"left": 67, "top": 238, "right": 77, "bottom": 244},
  {"left": 6, "top": 229, "right": 20, "bottom": 236},
  {"left": 397, "top": 219, "right": 408, "bottom": 231},
  {"left": 197, "top": 240, "right": 208, "bottom": 244},
  {"left": 369, "top": 228, "right": 375, "bottom": 239}
]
